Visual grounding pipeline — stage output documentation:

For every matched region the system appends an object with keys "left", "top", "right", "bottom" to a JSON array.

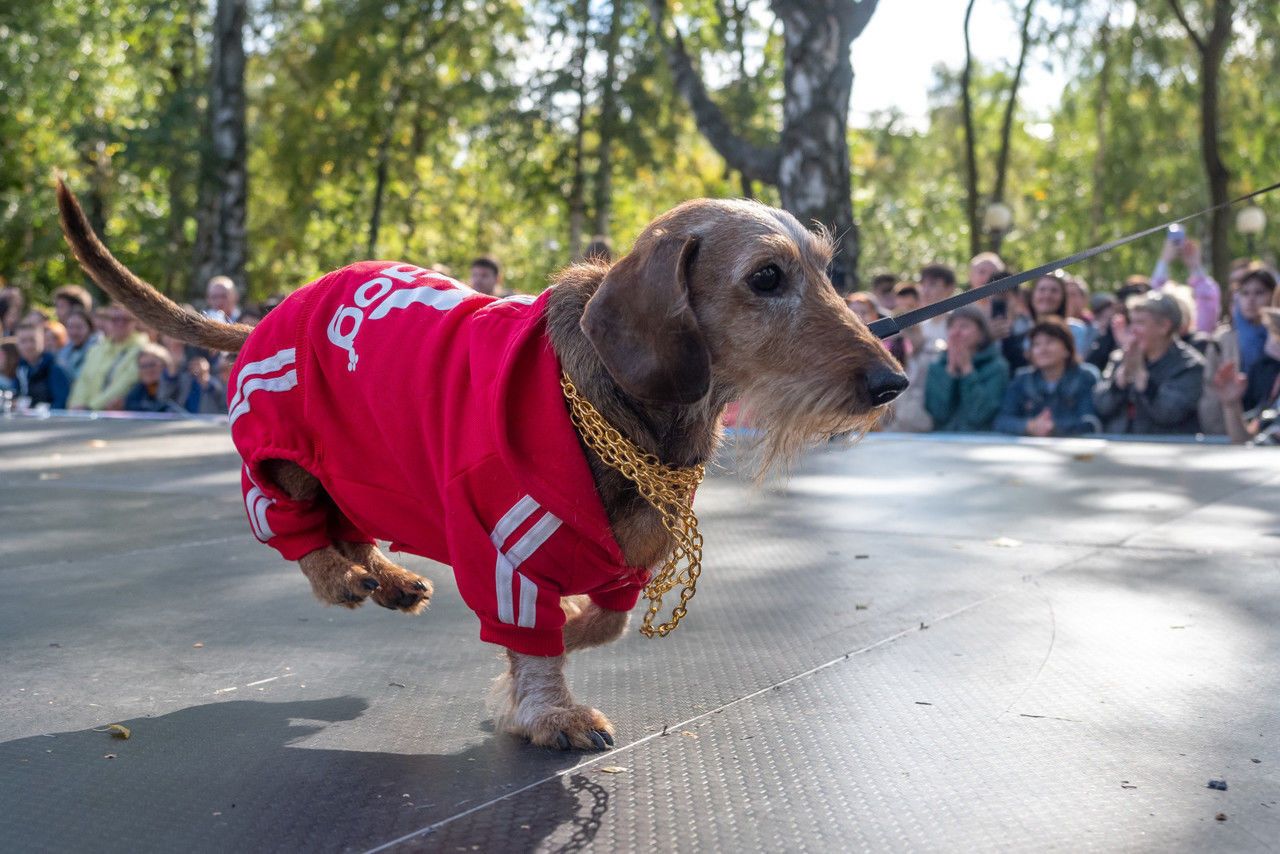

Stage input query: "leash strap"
[{"left": 868, "top": 180, "right": 1280, "bottom": 340}]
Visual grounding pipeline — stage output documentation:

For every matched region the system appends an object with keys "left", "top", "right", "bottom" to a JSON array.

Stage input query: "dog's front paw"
[
  {"left": 298, "top": 546, "right": 380, "bottom": 609},
  {"left": 507, "top": 704, "right": 616, "bottom": 751},
  {"left": 336, "top": 542, "right": 432, "bottom": 613}
]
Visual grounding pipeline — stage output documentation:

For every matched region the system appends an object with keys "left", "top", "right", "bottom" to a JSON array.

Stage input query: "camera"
[{"left": 1167, "top": 223, "right": 1185, "bottom": 245}]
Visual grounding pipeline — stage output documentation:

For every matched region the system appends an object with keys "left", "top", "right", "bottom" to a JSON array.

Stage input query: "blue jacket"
[
  {"left": 994, "top": 364, "right": 1100, "bottom": 436},
  {"left": 16, "top": 352, "right": 71, "bottom": 408}
]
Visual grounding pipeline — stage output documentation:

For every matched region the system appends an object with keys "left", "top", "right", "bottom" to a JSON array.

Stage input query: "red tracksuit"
[{"left": 228, "top": 261, "right": 648, "bottom": 656}]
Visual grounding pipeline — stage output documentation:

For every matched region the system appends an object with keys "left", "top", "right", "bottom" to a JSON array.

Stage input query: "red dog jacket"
[{"left": 229, "top": 261, "right": 648, "bottom": 656}]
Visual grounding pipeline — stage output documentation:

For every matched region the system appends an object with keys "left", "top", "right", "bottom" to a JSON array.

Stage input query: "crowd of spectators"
[
  {"left": 0, "top": 256, "right": 508, "bottom": 418},
  {"left": 848, "top": 233, "right": 1280, "bottom": 445},
  {"left": 4, "top": 237, "right": 1279, "bottom": 446}
]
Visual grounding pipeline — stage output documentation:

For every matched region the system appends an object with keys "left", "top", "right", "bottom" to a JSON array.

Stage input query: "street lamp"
[
  {"left": 1236, "top": 205, "right": 1266, "bottom": 257},
  {"left": 983, "top": 201, "right": 1013, "bottom": 251}
]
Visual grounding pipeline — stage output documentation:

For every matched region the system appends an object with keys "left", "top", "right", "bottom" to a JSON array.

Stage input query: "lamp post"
[
  {"left": 983, "top": 201, "right": 1013, "bottom": 252},
  {"left": 1236, "top": 205, "right": 1266, "bottom": 258}
]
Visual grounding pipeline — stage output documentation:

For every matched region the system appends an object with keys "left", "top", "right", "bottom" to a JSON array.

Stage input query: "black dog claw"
[
  {"left": 412, "top": 580, "right": 428, "bottom": 591},
  {"left": 361, "top": 578, "right": 380, "bottom": 590},
  {"left": 556, "top": 733, "right": 570, "bottom": 751},
  {"left": 599, "top": 730, "right": 614, "bottom": 747},
  {"left": 588, "top": 730, "right": 607, "bottom": 750}
]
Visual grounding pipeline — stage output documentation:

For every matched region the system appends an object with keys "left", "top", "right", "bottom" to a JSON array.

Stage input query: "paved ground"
[{"left": 2, "top": 415, "right": 1278, "bottom": 853}]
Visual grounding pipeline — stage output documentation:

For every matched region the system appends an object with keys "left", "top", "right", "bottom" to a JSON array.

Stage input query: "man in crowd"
[
  {"left": 205, "top": 275, "right": 242, "bottom": 323},
  {"left": 468, "top": 256, "right": 503, "bottom": 297},
  {"left": 14, "top": 321, "right": 70, "bottom": 408}
]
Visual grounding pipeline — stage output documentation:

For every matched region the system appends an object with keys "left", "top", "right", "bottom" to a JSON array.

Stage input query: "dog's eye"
[{"left": 747, "top": 264, "right": 783, "bottom": 294}]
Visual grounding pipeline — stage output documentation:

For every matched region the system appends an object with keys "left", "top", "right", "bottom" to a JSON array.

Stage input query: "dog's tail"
[{"left": 56, "top": 178, "right": 252, "bottom": 354}]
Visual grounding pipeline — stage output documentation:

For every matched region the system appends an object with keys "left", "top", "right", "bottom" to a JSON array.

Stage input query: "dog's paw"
[
  {"left": 507, "top": 704, "right": 616, "bottom": 751},
  {"left": 298, "top": 547, "right": 380, "bottom": 609},
  {"left": 369, "top": 573, "right": 432, "bottom": 614},
  {"left": 335, "top": 542, "right": 432, "bottom": 614}
]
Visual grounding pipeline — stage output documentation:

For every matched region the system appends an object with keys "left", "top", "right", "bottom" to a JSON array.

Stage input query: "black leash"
[{"left": 867, "top": 180, "right": 1280, "bottom": 340}]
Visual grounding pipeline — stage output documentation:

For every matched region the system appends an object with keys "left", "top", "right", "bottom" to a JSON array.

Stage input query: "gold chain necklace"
[{"left": 560, "top": 373, "right": 705, "bottom": 638}]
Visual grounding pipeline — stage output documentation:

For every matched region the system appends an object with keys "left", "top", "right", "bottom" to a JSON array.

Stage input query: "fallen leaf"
[
  {"left": 87, "top": 439, "right": 108, "bottom": 448},
  {"left": 598, "top": 766, "right": 628, "bottom": 774},
  {"left": 1072, "top": 453, "right": 1094, "bottom": 462},
  {"left": 92, "top": 724, "right": 131, "bottom": 739},
  {"left": 988, "top": 537, "right": 1023, "bottom": 548},
  {"left": 855, "top": 603, "right": 869, "bottom": 610},
  {"left": 681, "top": 731, "right": 697, "bottom": 739},
  {"left": 193, "top": 643, "right": 203, "bottom": 648}
]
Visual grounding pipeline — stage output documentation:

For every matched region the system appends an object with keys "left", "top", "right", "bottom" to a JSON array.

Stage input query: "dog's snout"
[{"left": 866, "top": 365, "right": 909, "bottom": 405}]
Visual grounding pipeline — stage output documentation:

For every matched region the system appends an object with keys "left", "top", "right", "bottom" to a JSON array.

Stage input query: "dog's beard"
[{"left": 732, "top": 373, "right": 885, "bottom": 482}]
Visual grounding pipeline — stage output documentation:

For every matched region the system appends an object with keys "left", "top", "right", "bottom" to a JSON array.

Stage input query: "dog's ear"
[{"left": 581, "top": 232, "right": 711, "bottom": 405}]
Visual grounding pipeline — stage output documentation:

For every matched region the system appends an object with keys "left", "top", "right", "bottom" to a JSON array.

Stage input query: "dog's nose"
[{"left": 866, "top": 366, "right": 909, "bottom": 405}]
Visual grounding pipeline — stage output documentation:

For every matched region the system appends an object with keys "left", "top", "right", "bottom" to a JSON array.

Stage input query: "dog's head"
[{"left": 581, "top": 199, "right": 907, "bottom": 472}]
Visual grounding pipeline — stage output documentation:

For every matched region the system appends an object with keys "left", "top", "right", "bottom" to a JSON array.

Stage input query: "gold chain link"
[{"left": 560, "top": 373, "right": 705, "bottom": 638}]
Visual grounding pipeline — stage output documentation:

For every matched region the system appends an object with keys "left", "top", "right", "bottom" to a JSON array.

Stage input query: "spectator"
[
  {"left": 205, "top": 275, "right": 242, "bottom": 323},
  {"left": 583, "top": 235, "right": 613, "bottom": 263},
  {"left": 1211, "top": 307, "right": 1280, "bottom": 444},
  {"left": 845, "top": 292, "right": 883, "bottom": 326},
  {"left": 0, "top": 338, "right": 18, "bottom": 393},
  {"left": 1151, "top": 236, "right": 1220, "bottom": 334},
  {"left": 1001, "top": 274, "right": 1090, "bottom": 372},
  {"left": 175, "top": 356, "right": 229, "bottom": 414},
  {"left": 1223, "top": 268, "right": 1276, "bottom": 375},
  {"left": 14, "top": 321, "right": 70, "bottom": 408},
  {"left": 1, "top": 285, "right": 24, "bottom": 335},
  {"left": 67, "top": 303, "right": 144, "bottom": 411},
  {"left": 56, "top": 308, "right": 98, "bottom": 381},
  {"left": 157, "top": 332, "right": 192, "bottom": 382},
  {"left": 124, "top": 344, "right": 179, "bottom": 412},
  {"left": 1093, "top": 292, "right": 1204, "bottom": 434},
  {"left": 1084, "top": 293, "right": 1121, "bottom": 372},
  {"left": 52, "top": 284, "right": 93, "bottom": 324},
  {"left": 925, "top": 305, "right": 1009, "bottom": 432},
  {"left": 469, "top": 256, "right": 503, "bottom": 297},
  {"left": 968, "top": 252, "right": 1004, "bottom": 291},
  {"left": 893, "top": 281, "right": 921, "bottom": 315},
  {"left": 917, "top": 264, "right": 957, "bottom": 360},
  {"left": 43, "top": 319, "right": 68, "bottom": 354},
  {"left": 994, "top": 318, "right": 1099, "bottom": 437},
  {"left": 870, "top": 273, "right": 898, "bottom": 312}
]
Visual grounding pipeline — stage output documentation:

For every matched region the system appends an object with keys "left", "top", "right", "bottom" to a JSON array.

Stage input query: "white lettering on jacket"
[{"left": 325, "top": 265, "right": 471, "bottom": 370}]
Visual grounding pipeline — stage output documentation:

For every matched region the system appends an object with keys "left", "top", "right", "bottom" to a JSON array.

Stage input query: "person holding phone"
[{"left": 1151, "top": 228, "right": 1221, "bottom": 333}]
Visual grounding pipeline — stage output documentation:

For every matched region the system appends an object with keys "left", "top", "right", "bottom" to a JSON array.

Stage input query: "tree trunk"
[
  {"left": 193, "top": 0, "right": 248, "bottom": 300},
  {"left": 647, "top": 0, "right": 878, "bottom": 292},
  {"left": 1200, "top": 0, "right": 1232, "bottom": 290},
  {"left": 593, "top": 0, "right": 624, "bottom": 241},
  {"left": 960, "top": 0, "right": 981, "bottom": 259},
  {"left": 1087, "top": 11, "right": 1112, "bottom": 285},
  {"left": 774, "top": 1, "right": 864, "bottom": 292},
  {"left": 567, "top": 0, "right": 591, "bottom": 261},
  {"left": 989, "top": 0, "right": 1036, "bottom": 254}
]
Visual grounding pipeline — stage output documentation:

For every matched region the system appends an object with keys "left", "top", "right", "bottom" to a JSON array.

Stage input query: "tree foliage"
[{"left": 2, "top": 0, "right": 1277, "bottom": 305}]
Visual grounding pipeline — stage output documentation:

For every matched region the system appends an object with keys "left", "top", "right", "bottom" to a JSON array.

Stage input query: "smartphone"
[
  {"left": 991, "top": 296, "right": 1008, "bottom": 319},
  {"left": 1167, "top": 223, "right": 1185, "bottom": 245}
]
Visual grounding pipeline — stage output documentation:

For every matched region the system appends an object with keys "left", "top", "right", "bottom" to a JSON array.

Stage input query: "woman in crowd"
[
  {"left": 994, "top": 318, "right": 1099, "bottom": 436},
  {"left": 1000, "top": 274, "right": 1091, "bottom": 372},
  {"left": 66, "top": 304, "right": 144, "bottom": 411},
  {"left": 1093, "top": 292, "right": 1204, "bottom": 434},
  {"left": 55, "top": 308, "right": 98, "bottom": 382},
  {"left": 124, "top": 344, "right": 179, "bottom": 412},
  {"left": 925, "top": 305, "right": 1009, "bottom": 432}
]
